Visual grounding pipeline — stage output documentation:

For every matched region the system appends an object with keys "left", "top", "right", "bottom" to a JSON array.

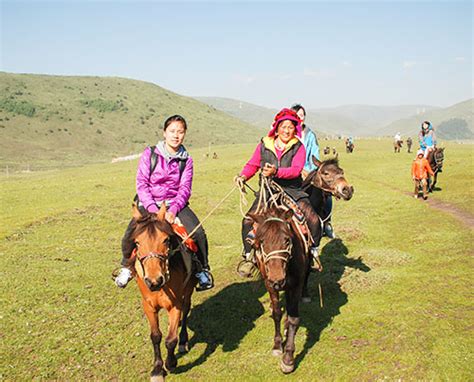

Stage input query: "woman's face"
[
  {"left": 296, "top": 109, "right": 305, "bottom": 124},
  {"left": 277, "top": 120, "right": 296, "bottom": 144},
  {"left": 163, "top": 121, "right": 186, "bottom": 151}
]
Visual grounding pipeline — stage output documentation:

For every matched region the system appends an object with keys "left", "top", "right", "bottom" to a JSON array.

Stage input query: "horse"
[
  {"left": 129, "top": 203, "right": 197, "bottom": 382},
  {"left": 427, "top": 147, "right": 445, "bottom": 192},
  {"left": 301, "top": 156, "right": 354, "bottom": 300},
  {"left": 393, "top": 140, "right": 403, "bottom": 153},
  {"left": 323, "top": 146, "right": 330, "bottom": 155},
  {"left": 246, "top": 206, "right": 308, "bottom": 374},
  {"left": 345, "top": 140, "right": 354, "bottom": 153},
  {"left": 406, "top": 137, "right": 413, "bottom": 153}
]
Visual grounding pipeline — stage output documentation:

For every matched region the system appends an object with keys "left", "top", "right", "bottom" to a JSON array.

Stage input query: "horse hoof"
[
  {"left": 302, "top": 296, "right": 311, "bottom": 303},
  {"left": 178, "top": 343, "right": 189, "bottom": 353},
  {"left": 272, "top": 348, "right": 283, "bottom": 357},
  {"left": 150, "top": 374, "right": 165, "bottom": 382},
  {"left": 280, "top": 360, "right": 295, "bottom": 374}
]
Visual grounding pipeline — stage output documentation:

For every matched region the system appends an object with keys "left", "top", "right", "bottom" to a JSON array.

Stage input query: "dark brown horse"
[
  {"left": 427, "top": 147, "right": 445, "bottom": 192},
  {"left": 394, "top": 140, "right": 403, "bottom": 153},
  {"left": 247, "top": 207, "right": 308, "bottom": 374},
  {"left": 130, "top": 204, "right": 196, "bottom": 382},
  {"left": 302, "top": 157, "right": 354, "bottom": 300}
]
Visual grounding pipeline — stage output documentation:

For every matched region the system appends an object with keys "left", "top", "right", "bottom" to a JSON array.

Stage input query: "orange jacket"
[{"left": 412, "top": 157, "right": 434, "bottom": 179}]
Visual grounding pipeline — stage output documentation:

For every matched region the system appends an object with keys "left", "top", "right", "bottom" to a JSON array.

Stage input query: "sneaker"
[
  {"left": 310, "top": 246, "right": 322, "bottom": 272},
  {"left": 324, "top": 222, "right": 336, "bottom": 239},
  {"left": 195, "top": 270, "right": 214, "bottom": 291},
  {"left": 414, "top": 195, "right": 418, "bottom": 199},
  {"left": 115, "top": 267, "right": 132, "bottom": 288}
]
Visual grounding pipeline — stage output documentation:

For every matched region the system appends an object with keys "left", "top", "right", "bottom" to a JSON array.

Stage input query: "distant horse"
[
  {"left": 302, "top": 156, "right": 354, "bottom": 300},
  {"left": 393, "top": 140, "right": 403, "bottom": 153},
  {"left": 129, "top": 204, "right": 196, "bottom": 382},
  {"left": 345, "top": 140, "right": 354, "bottom": 153},
  {"left": 406, "top": 137, "right": 413, "bottom": 153},
  {"left": 332, "top": 147, "right": 337, "bottom": 155},
  {"left": 323, "top": 146, "right": 330, "bottom": 155},
  {"left": 247, "top": 206, "right": 308, "bottom": 374},
  {"left": 427, "top": 147, "right": 445, "bottom": 192},
  {"left": 212, "top": 152, "right": 218, "bottom": 159}
]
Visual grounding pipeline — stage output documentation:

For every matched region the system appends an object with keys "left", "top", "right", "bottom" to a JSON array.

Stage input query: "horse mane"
[{"left": 133, "top": 211, "right": 175, "bottom": 240}]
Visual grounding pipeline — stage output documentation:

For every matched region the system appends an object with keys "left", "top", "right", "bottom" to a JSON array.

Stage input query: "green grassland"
[
  {"left": 1, "top": 139, "right": 473, "bottom": 381},
  {"left": 0, "top": 72, "right": 264, "bottom": 171}
]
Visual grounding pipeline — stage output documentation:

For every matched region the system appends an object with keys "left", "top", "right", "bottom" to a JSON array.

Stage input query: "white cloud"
[
  {"left": 279, "top": 73, "right": 293, "bottom": 80},
  {"left": 341, "top": 61, "right": 352, "bottom": 67},
  {"left": 303, "top": 67, "right": 334, "bottom": 78},
  {"left": 233, "top": 74, "right": 256, "bottom": 85},
  {"left": 455, "top": 56, "right": 466, "bottom": 62},
  {"left": 403, "top": 61, "right": 417, "bottom": 69}
]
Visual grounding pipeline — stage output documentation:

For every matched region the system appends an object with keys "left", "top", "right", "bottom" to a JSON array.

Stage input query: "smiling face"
[
  {"left": 276, "top": 120, "right": 296, "bottom": 144},
  {"left": 295, "top": 108, "right": 305, "bottom": 124},
  {"left": 163, "top": 121, "right": 186, "bottom": 152}
]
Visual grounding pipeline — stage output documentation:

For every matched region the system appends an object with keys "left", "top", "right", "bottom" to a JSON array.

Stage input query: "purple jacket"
[{"left": 136, "top": 144, "right": 193, "bottom": 215}]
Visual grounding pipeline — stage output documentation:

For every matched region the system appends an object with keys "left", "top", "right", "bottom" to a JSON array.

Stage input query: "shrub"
[
  {"left": 80, "top": 98, "right": 120, "bottom": 112},
  {"left": 0, "top": 98, "right": 36, "bottom": 117}
]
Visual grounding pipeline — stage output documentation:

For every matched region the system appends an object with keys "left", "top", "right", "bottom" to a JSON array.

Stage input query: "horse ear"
[
  {"left": 312, "top": 155, "right": 322, "bottom": 168},
  {"left": 132, "top": 202, "right": 142, "bottom": 220},
  {"left": 156, "top": 203, "right": 167, "bottom": 221}
]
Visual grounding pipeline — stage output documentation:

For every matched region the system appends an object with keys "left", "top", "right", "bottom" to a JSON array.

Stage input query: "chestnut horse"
[
  {"left": 247, "top": 206, "right": 308, "bottom": 374},
  {"left": 394, "top": 140, "right": 403, "bottom": 153},
  {"left": 130, "top": 203, "right": 196, "bottom": 382}
]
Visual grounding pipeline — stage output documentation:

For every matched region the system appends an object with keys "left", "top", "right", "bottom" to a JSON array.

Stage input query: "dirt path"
[{"left": 355, "top": 175, "right": 474, "bottom": 230}]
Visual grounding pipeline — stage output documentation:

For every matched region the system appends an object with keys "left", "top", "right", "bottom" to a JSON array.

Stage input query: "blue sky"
[{"left": 1, "top": 1, "right": 472, "bottom": 108}]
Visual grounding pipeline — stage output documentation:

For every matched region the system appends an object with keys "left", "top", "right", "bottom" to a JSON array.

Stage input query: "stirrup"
[{"left": 195, "top": 271, "right": 214, "bottom": 292}]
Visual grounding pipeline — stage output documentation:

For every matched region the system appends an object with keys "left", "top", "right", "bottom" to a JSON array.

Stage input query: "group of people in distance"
[
  {"left": 396, "top": 121, "right": 438, "bottom": 200},
  {"left": 114, "top": 104, "right": 333, "bottom": 290}
]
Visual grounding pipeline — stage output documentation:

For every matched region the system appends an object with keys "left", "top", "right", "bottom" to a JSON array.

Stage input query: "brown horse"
[
  {"left": 247, "top": 207, "right": 308, "bottom": 374},
  {"left": 394, "top": 140, "right": 403, "bottom": 153},
  {"left": 302, "top": 157, "right": 354, "bottom": 300},
  {"left": 427, "top": 147, "right": 445, "bottom": 192},
  {"left": 130, "top": 203, "right": 196, "bottom": 382}
]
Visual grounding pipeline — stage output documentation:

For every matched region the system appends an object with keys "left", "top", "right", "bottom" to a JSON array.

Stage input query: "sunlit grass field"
[{"left": 1, "top": 139, "right": 472, "bottom": 381}]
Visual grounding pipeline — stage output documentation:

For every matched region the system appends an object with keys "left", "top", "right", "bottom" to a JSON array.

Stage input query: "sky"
[{"left": 1, "top": 1, "right": 472, "bottom": 109}]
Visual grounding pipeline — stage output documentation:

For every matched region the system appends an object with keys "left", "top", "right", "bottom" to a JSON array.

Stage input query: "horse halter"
[
  {"left": 135, "top": 246, "right": 172, "bottom": 284},
  {"left": 257, "top": 217, "right": 293, "bottom": 264}
]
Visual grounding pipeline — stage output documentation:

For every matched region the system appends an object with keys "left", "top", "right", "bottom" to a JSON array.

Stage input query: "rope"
[{"left": 182, "top": 185, "right": 237, "bottom": 242}]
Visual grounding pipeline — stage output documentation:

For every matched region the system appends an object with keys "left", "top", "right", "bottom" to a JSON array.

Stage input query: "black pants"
[
  {"left": 241, "top": 195, "right": 322, "bottom": 254},
  {"left": 121, "top": 205, "right": 210, "bottom": 269}
]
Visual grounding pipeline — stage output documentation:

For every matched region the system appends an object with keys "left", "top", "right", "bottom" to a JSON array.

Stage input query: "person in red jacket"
[{"left": 412, "top": 149, "right": 434, "bottom": 199}]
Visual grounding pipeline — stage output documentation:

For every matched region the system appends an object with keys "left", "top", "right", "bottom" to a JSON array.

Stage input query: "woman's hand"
[
  {"left": 262, "top": 163, "right": 276, "bottom": 177},
  {"left": 165, "top": 211, "right": 176, "bottom": 224},
  {"left": 234, "top": 175, "right": 246, "bottom": 191}
]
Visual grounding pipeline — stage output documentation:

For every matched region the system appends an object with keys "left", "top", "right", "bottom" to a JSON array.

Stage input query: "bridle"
[
  {"left": 256, "top": 217, "right": 293, "bottom": 265},
  {"left": 135, "top": 243, "right": 175, "bottom": 285},
  {"left": 312, "top": 166, "right": 346, "bottom": 197}
]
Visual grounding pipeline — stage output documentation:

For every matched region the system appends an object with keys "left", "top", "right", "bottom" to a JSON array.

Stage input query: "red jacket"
[{"left": 412, "top": 157, "right": 434, "bottom": 179}]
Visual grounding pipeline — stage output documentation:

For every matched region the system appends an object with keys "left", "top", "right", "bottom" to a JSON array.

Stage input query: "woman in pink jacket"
[{"left": 115, "top": 115, "right": 213, "bottom": 291}]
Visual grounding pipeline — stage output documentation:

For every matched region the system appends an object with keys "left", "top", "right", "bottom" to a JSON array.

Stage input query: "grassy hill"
[
  {"left": 0, "top": 72, "right": 265, "bottom": 171},
  {"left": 379, "top": 99, "right": 474, "bottom": 139}
]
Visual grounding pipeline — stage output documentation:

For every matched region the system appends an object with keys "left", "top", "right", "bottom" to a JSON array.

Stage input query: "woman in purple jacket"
[{"left": 115, "top": 115, "right": 213, "bottom": 291}]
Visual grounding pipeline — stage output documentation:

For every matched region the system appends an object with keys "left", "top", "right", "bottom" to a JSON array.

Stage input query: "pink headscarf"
[{"left": 268, "top": 108, "right": 302, "bottom": 138}]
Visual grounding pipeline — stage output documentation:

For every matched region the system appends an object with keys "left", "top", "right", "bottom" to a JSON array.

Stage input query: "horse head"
[
  {"left": 248, "top": 207, "right": 294, "bottom": 291},
  {"left": 131, "top": 203, "right": 176, "bottom": 292},
  {"left": 434, "top": 147, "right": 445, "bottom": 169},
  {"left": 303, "top": 156, "right": 354, "bottom": 200}
]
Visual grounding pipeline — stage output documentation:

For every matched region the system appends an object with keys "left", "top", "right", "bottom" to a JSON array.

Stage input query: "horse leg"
[
  {"left": 143, "top": 301, "right": 166, "bottom": 382},
  {"left": 178, "top": 286, "right": 193, "bottom": 353},
  {"left": 281, "top": 288, "right": 302, "bottom": 374},
  {"left": 267, "top": 282, "right": 283, "bottom": 356},
  {"left": 165, "top": 307, "right": 181, "bottom": 372},
  {"left": 432, "top": 171, "right": 438, "bottom": 190}
]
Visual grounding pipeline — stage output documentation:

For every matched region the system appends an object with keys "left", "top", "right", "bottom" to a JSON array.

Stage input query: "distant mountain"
[
  {"left": 311, "top": 104, "right": 440, "bottom": 136},
  {"left": 195, "top": 96, "right": 444, "bottom": 137},
  {"left": 0, "top": 73, "right": 265, "bottom": 170},
  {"left": 379, "top": 99, "right": 474, "bottom": 140}
]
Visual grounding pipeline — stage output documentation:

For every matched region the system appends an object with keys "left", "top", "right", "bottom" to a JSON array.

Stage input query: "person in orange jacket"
[{"left": 412, "top": 149, "right": 434, "bottom": 199}]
